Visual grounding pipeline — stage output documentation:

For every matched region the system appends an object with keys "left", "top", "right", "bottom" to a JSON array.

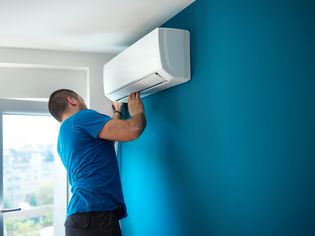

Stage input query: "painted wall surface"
[{"left": 120, "top": 0, "right": 315, "bottom": 236}]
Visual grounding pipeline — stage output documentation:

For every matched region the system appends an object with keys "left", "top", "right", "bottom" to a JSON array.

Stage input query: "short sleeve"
[{"left": 73, "top": 109, "right": 111, "bottom": 138}]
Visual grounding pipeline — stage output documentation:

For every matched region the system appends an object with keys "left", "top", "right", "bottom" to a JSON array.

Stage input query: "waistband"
[{"left": 68, "top": 204, "right": 127, "bottom": 219}]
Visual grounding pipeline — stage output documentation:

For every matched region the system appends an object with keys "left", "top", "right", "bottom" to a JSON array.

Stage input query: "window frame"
[{"left": 0, "top": 98, "right": 67, "bottom": 236}]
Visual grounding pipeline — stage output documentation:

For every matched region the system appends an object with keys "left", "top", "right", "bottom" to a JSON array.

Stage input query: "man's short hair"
[{"left": 48, "top": 89, "right": 79, "bottom": 122}]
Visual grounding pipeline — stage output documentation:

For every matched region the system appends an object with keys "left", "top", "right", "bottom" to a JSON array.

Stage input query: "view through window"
[{"left": 3, "top": 114, "right": 62, "bottom": 236}]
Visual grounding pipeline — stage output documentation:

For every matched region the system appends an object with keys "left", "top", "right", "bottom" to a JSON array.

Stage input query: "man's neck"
[{"left": 61, "top": 108, "right": 82, "bottom": 122}]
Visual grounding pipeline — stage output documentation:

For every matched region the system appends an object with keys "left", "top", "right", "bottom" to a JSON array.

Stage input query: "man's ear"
[{"left": 67, "top": 96, "right": 78, "bottom": 106}]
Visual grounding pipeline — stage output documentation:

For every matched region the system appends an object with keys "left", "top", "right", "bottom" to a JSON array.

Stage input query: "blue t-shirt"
[{"left": 57, "top": 109, "right": 126, "bottom": 217}]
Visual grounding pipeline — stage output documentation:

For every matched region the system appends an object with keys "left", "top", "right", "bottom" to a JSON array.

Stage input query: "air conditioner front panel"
[
  {"left": 106, "top": 73, "right": 167, "bottom": 101},
  {"left": 103, "top": 27, "right": 191, "bottom": 102}
]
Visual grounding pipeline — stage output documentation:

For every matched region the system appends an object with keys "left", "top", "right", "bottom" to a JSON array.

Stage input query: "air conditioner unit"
[{"left": 103, "top": 27, "right": 191, "bottom": 102}]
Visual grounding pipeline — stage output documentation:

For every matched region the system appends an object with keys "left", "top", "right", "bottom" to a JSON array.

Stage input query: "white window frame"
[{"left": 0, "top": 98, "right": 67, "bottom": 236}]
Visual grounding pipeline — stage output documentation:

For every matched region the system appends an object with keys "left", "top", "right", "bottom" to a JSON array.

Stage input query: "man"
[{"left": 48, "top": 89, "right": 146, "bottom": 236}]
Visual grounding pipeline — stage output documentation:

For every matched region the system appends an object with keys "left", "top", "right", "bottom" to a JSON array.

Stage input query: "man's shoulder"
[
  {"left": 74, "top": 109, "right": 99, "bottom": 119},
  {"left": 78, "top": 109, "right": 97, "bottom": 115},
  {"left": 76, "top": 109, "right": 111, "bottom": 120}
]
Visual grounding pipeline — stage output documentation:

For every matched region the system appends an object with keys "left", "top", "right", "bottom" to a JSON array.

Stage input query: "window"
[{"left": 0, "top": 99, "right": 67, "bottom": 236}]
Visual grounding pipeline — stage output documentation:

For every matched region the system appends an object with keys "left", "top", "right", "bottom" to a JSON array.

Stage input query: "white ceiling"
[{"left": 0, "top": 0, "right": 194, "bottom": 53}]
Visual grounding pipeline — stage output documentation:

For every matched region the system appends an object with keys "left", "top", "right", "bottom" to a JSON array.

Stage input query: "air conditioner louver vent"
[{"left": 108, "top": 73, "right": 167, "bottom": 102}]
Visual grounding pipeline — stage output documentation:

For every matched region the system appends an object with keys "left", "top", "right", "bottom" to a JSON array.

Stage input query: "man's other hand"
[{"left": 128, "top": 92, "right": 144, "bottom": 117}]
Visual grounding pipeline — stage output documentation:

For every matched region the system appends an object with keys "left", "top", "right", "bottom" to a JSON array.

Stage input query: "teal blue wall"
[{"left": 119, "top": 0, "right": 315, "bottom": 235}]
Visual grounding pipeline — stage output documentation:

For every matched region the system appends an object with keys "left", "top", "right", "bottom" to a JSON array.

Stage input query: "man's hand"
[
  {"left": 128, "top": 92, "right": 144, "bottom": 116},
  {"left": 112, "top": 102, "right": 123, "bottom": 112},
  {"left": 112, "top": 101, "right": 123, "bottom": 119}
]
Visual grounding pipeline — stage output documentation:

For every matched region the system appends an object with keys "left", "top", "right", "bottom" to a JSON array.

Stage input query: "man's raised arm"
[{"left": 98, "top": 92, "right": 146, "bottom": 141}]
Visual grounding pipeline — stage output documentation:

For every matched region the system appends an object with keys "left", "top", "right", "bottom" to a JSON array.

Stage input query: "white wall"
[
  {"left": 0, "top": 47, "right": 116, "bottom": 115},
  {"left": 0, "top": 67, "right": 87, "bottom": 100}
]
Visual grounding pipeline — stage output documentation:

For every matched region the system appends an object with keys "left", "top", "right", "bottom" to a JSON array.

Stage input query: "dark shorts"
[{"left": 65, "top": 210, "right": 123, "bottom": 236}]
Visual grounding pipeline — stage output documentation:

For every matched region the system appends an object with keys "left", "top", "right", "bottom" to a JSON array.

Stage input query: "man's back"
[{"left": 58, "top": 109, "right": 126, "bottom": 217}]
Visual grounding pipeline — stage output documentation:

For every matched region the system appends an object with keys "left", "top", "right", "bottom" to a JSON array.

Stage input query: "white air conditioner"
[{"left": 103, "top": 27, "right": 191, "bottom": 102}]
